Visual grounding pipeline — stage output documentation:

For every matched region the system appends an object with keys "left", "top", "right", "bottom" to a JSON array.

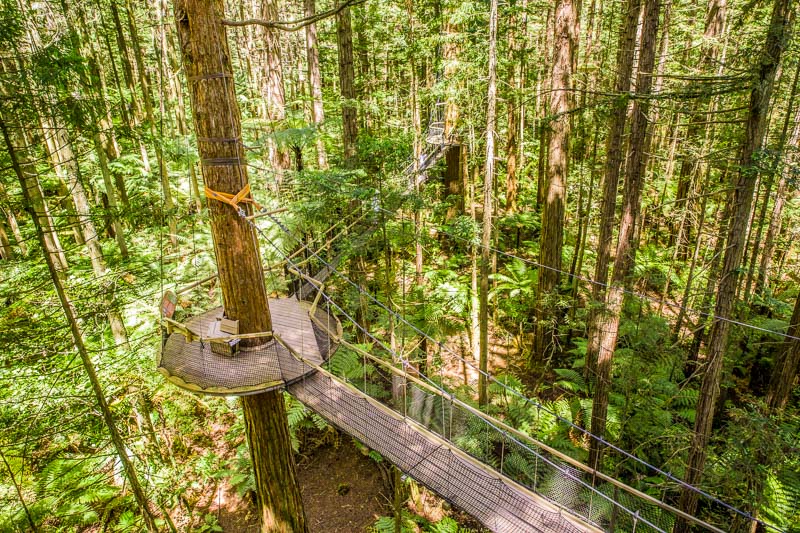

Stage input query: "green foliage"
[
  {"left": 328, "top": 345, "right": 377, "bottom": 390},
  {"left": 371, "top": 511, "right": 477, "bottom": 533},
  {"left": 285, "top": 394, "right": 329, "bottom": 452},
  {"left": 633, "top": 244, "right": 679, "bottom": 293},
  {"left": 371, "top": 511, "right": 417, "bottom": 533},
  {"left": 217, "top": 444, "right": 256, "bottom": 498},
  {"left": 553, "top": 368, "right": 586, "bottom": 394},
  {"left": 489, "top": 258, "right": 538, "bottom": 325},
  {"left": 195, "top": 513, "right": 224, "bottom": 533},
  {"left": 18, "top": 456, "right": 133, "bottom": 531}
]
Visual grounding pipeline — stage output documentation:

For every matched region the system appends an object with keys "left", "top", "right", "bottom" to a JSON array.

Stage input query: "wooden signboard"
[{"left": 160, "top": 291, "right": 177, "bottom": 318}]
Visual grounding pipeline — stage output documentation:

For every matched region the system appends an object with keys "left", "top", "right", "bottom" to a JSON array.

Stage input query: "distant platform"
[{"left": 158, "top": 298, "right": 341, "bottom": 396}]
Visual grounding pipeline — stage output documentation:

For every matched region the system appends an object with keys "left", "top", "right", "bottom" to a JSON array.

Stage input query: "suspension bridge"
[{"left": 158, "top": 132, "right": 765, "bottom": 533}]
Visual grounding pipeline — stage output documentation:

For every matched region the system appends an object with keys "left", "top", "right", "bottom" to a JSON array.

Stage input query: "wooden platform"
[{"left": 158, "top": 298, "right": 341, "bottom": 396}]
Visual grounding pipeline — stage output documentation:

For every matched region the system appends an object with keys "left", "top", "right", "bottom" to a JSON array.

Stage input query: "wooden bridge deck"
[{"left": 288, "top": 370, "right": 600, "bottom": 533}]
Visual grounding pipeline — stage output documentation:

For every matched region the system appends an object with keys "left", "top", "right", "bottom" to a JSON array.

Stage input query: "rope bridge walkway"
[
  {"left": 159, "top": 281, "right": 707, "bottom": 532},
  {"left": 158, "top": 138, "right": 761, "bottom": 532},
  {"left": 288, "top": 364, "right": 596, "bottom": 533}
]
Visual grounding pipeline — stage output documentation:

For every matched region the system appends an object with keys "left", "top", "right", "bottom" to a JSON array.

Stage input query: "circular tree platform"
[{"left": 158, "top": 298, "right": 341, "bottom": 396}]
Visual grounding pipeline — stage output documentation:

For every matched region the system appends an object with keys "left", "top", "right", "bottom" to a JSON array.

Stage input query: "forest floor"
[{"left": 211, "top": 438, "right": 390, "bottom": 532}]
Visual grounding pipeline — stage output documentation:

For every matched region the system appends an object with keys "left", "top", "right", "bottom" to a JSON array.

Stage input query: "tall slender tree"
[
  {"left": 534, "top": 0, "right": 578, "bottom": 365},
  {"left": 767, "top": 294, "right": 800, "bottom": 410},
  {"left": 478, "top": 0, "right": 498, "bottom": 407},
  {"left": 584, "top": 0, "right": 641, "bottom": 384},
  {"left": 260, "top": 0, "right": 291, "bottom": 174},
  {"left": 336, "top": 0, "right": 358, "bottom": 167},
  {"left": 304, "top": 0, "right": 328, "bottom": 169}
]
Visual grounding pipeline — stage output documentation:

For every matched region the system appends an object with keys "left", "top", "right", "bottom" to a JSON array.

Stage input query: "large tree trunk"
[
  {"left": 442, "top": 1, "right": 460, "bottom": 141},
  {"left": 174, "top": 2, "right": 308, "bottom": 531},
  {"left": 304, "top": 0, "right": 328, "bottom": 169},
  {"left": 676, "top": 0, "right": 793, "bottom": 527},
  {"left": 442, "top": 1, "right": 465, "bottom": 221},
  {"left": 767, "top": 294, "right": 800, "bottom": 410},
  {"left": 584, "top": 0, "right": 641, "bottom": 384},
  {"left": 336, "top": 0, "right": 358, "bottom": 167},
  {"left": 478, "top": 0, "right": 498, "bottom": 407},
  {"left": 535, "top": 0, "right": 578, "bottom": 366},
  {"left": 587, "top": 0, "right": 660, "bottom": 470},
  {"left": 260, "top": 0, "right": 291, "bottom": 174}
]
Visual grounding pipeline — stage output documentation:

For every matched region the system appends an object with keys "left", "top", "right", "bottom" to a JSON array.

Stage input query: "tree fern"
[
  {"left": 762, "top": 470, "right": 800, "bottom": 529},
  {"left": 27, "top": 456, "right": 129, "bottom": 530},
  {"left": 554, "top": 368, "right": 587, "bottom": 394}
]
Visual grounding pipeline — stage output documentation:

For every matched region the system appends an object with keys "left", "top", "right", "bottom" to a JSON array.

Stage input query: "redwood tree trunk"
[
  {"left": 304, "top": 0, "right": 328, "bottom": 169},
  {"left": 676, "top": 0, "right": 793, "bottom": 526},
  {"left": 584, "top": 0, "right": 641, "bottom": 384},
  {"left": 336, "top": 0, "right": 358, "bottom": 167},
  {"left": 535, "top": 0, "right": 577, "bottom": 365},
  {"left": 767, "top": 294, "right": 800, "bottom": 410},
  {"left": 260, "top": 0, "right": 291, "bottom": 173},
  {"left": 174, "top": 2, "right": 307, "bottom": 531},
  {"left": 587, "top": 0, "right": 660, "bottom": 470},
  {"left": 478, "top": 0, "right": 498, "bottom": 407}
]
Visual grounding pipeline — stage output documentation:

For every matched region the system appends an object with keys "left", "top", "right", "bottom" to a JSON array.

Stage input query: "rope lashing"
[{"left": 204, "top": 183, "right": 263, "bottom": 214}]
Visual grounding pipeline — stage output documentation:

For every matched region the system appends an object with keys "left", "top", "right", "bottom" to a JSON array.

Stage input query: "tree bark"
[
  {"left": 676, "top": 0, "right": 793, "bottom": 526},
  {"left": 0, "top": 127, "right": 67, "bottom": 274},
  {"left": 479, "top": 0, "right": 498, "bottom": 407},
  {"left": 584, "top": 0, "right": 641, "bottom": 384},
  {"left": 336, "top": 0, "right": 358, "bottom": 167},
  {"left": 260, "top": 0, "right": 291, "bottom": 174},
  {"left": 505, "top": 0, "right": 526, "bottom": 213},
  {"left": 174, "top": 2, "right": 308, "bottom": 531},
  {"left": 587, "top": 0, "right": 660, "bottom": 470},
  {"left": 304, "top": 0, "right": 328, "bottom": 169},
  {"left": 750, "top": 59, "right": 800, "bottom": 297},
  {"left": 766, "top": 294, "right": 800, "bottom": 410},
  {"left": 0, "top": 218, "right": 12, "bottom": 260},
  {"left": 0, "top": 182, "right": 27, "bottom": 256},
  {"left": 535, "top": 0, "right": 577, "bottom": 365},
  {"left": 442, "top": 0, "right": 460, "bottom": 141}
]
